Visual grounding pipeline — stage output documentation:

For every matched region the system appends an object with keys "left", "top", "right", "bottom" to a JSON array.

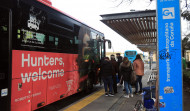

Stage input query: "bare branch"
[
  {"left": 112, "top": 0, "right": 134, "bottom": 7},
  {"left": 115, "top": 0, "right": 124, "bottom": 7}
]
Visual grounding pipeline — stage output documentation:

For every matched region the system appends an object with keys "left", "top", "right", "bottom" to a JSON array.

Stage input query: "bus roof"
[
  {"left": 124, "top": 50, "right": 137, "bottom": 52},
  {"left": 37, "top": 0, "right": 104, "bottom": 36}
]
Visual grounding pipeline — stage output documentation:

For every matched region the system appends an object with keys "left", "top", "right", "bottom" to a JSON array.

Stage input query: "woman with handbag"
[{"left": 119, "top": 57, "right": 133, "bottom": 98}]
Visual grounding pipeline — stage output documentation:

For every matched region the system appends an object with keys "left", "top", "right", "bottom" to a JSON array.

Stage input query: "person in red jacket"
[{"left": 133, "top": 54, "right": 144, "bottom": 94}]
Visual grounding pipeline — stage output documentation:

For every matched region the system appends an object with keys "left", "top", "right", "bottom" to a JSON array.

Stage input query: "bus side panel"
[
  {"left": 12, "top": 50, "right": 78, "bottom": 110},
  {"left": 32, "top": 78, "right": 47, "bottom": 110},
  {"left": 63, "top": 54, "right": 79, "bottom": 96},
  {"left": 46, "top": 54, "right": 71, "bottom": 104},
  {"left": 64, "top": 71, "right": 79, "bottom": 96},
  {"left": 11, "top": 79, "right": 32, "bottom": 111},
  {"left": 46, "top": 76, "right": 64, "bottom": 104},
  {"left": 46, "top": 54, "right": 80, "bottom": 104},
  {"left": 73, "top": 54, "right": 80, "bottom": 92},
  {"left": 46, "top": 71, "right": 79, "bottom": 104},
  {"left": 73, "top": 54, "right": 79, "bottom": 71}
]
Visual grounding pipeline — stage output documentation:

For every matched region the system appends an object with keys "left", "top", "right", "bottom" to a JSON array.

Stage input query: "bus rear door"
[{"left": 0, "top": 7, "right": 11, "bottom": 111}]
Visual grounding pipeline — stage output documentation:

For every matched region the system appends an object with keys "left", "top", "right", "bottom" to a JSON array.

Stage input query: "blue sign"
[{"left": 157, "top": 0, "right": 183, "bottom": 110}]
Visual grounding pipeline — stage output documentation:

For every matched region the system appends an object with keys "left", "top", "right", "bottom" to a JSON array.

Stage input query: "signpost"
[{"left": 157, "top": 0, "right": 183, "bottom": 110}]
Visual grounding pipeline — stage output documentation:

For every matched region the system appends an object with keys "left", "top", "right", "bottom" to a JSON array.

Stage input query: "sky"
[{"left": 50, "top": 0, "right": 189, "bottom": 55}]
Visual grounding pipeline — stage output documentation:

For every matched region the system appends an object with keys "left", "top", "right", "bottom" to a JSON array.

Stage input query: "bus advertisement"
[{"left": 0, "top": 0, "right": 111, "bottom": 111}]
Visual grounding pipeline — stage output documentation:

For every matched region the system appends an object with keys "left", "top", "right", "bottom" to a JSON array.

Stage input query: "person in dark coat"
[
  {"left": 120, "top": 57, "right": 133, "bottom": 98},
  {"left": 110, "top": 55, "right": 118, "bottom": 94},
  {"left": 116, "top": 53, "right": 123, "bottom": 83},
  {"left": 98, "top": 57, "right": 105, "bottom": 85},
  {"left": 100, "top": 57, "right": 114, "bottom": 96}
]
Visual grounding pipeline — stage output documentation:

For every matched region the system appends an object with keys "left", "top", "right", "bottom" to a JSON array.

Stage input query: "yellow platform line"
[{"left": 63, "top": 89, "right": 104, "bottom": 111}]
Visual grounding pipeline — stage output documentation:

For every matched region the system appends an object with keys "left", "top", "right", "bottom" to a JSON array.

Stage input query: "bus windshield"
[
  {"left": 124, "top": 50, "right": 137, "bottom": 63},
  {"left": 125, "top": 51, "right": 136, "bottom": 56}
]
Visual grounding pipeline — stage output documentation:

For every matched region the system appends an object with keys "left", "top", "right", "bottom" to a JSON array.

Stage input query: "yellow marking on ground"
[{"left": 63, "top": 89, "right": 104, "bottom": 111}]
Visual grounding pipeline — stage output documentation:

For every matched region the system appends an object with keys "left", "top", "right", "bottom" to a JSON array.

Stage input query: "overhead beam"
[{"left": 100, "top": 10, "right": 156, "bottom": 21}]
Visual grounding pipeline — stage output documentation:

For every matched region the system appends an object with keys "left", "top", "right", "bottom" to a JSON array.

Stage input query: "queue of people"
[{"left": 99, "top": 53, "right": 144, "bottom": 98}]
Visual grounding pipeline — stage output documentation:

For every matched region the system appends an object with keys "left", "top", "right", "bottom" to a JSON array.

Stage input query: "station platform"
[
  {"left": 60, "top": 64, "right": 154, "bottom": 111},
  {"left": 55, "top": 63, "right": 190, "bottom": 111},
  {"left": 61, "top": 85, "right": 142, "bottom": 111}
]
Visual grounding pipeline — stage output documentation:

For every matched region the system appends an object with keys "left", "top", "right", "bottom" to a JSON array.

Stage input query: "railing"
[{"left": 147, "top": 69, "right": 157, "bottom": 86}]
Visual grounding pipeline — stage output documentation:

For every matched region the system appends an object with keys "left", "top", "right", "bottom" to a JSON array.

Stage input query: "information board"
[{"left": 157, "top": 0, "right": 183, "bottom": 110}]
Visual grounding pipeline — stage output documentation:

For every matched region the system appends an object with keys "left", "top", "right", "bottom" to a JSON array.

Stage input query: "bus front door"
[{"left": 0, "top": 7, "right": 11, "bottom": 111}]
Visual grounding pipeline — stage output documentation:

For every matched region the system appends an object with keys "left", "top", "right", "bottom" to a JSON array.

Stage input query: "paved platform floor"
[
  {"left": 61, "top": 64, "right": 152, "bottom": 111},
  {"left": 61, "top": 85, "right": 142, "bottom": 111},
  {"left": 80, "top": 86, "right": 142, "bottom": 111},
  {"left": 60, "top": 64, "right": 190, "bottom": 111}
]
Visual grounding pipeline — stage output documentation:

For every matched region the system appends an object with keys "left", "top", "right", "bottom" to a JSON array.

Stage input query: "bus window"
[
  {"left": 48, "top": 34, "right": 74, "bottom": 53},
  {"left": 55, "top": 37, "right": 58, "bottom": 46},
  {"left": 15, "top": 29, "right": 46, "bottom": 50},
  {"left": 73, "top": 25, "right": 80, "bottom": 54},
  {"left": 98, "top": 41, "right": 104, "bottom": 59},
  {"left": 125, "top": 51, "right": 137, "bottom": 56},
  {"left": 101, "top": 41, "right": 105, "bottom": 58},
  {"left": 13, "top": 1, "right": 47, "bottom": 51},
  {"left": 91, "top": 32, "right": 100, "bottom": 63},
  {"left": 15, "top": 1, "right": 47, "bottom": 32},
  {"left": 48, "top": 35, "right": 55, "bottom": 48}
]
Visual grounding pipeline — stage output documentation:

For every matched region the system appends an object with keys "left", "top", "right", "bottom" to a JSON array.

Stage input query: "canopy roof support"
[{"left": 101, "top": 10, "right": 156, "bottom": 52}]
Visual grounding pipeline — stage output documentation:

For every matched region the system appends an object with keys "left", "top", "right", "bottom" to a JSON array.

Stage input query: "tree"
[
  {"left": 112, "top": 0, "right": 190, "bottom": 54},
  {"left": 182, "top": 33, "right": 190, "bottom": 57},
  {"left": 113, "top": 0, "right": 190, "bottom": 20},
  {"left": 112, "top": 0, "right": 154, "bottom": 7}
]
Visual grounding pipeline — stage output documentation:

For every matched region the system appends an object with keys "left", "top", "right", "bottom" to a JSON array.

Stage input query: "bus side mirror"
[{"left": 108, "top": 41, "right": 111, "bottom": 49}]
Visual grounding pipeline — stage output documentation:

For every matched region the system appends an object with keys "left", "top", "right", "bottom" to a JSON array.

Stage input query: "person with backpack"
[{"left": 120, "top": 57, "right": 133, "bottom": 98}]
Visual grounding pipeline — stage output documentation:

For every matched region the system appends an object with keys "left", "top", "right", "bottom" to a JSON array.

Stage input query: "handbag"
[
  {"left": 119, "top": 75, "right": 123, "bottom": 84},
  {"left": 131, "top": 71, "right": 136, "bottom": 84},
  {"left": 130, "top": 63, "right": 136, "bottom": 84}
]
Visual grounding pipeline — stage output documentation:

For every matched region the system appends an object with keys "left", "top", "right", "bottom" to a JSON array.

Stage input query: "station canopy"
[{"left": 101, "top": 10, "right": 156, "bottom": 52}]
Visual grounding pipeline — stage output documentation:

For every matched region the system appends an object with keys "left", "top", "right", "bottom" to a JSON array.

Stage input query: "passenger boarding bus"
[
  {"left": 124, "top": 50, "right": 137, "bottom": 63},
  {"left": 0, "top": 0, "right": 111, "bottom": 110}
]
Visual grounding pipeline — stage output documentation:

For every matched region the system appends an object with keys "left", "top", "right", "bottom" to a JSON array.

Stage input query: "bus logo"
[
  {"left": 66, "top": 80, "right": 73, "bottom": 92},
  {"left": 27, "top": 15, "right": 40, "bottom": 31},
  {"left": 162, "top": 7, "right": 175, "bottom": 19}
]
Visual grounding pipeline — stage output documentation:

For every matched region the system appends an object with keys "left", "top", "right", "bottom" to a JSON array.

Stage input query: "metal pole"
[{"left": 149, "top": 52, "right": 152, "bottom": 70}]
